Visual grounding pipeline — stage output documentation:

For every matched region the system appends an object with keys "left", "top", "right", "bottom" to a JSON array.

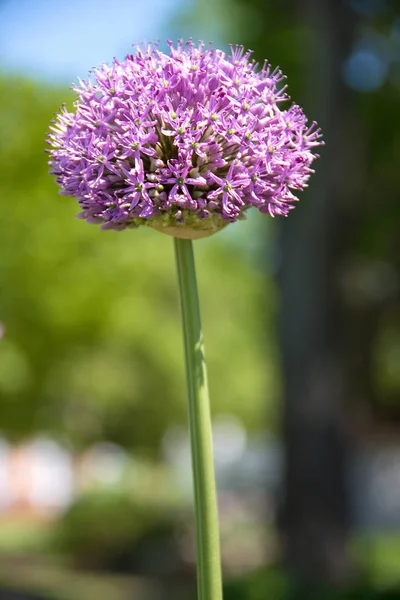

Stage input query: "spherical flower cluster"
[{"left": 47, "top": 40, "right": 322, "bottom": 238}]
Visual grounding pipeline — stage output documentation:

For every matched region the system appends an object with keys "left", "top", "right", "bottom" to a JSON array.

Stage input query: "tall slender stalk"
[{"left": 174, "top": 237, "right": 223, "bottom": 600}]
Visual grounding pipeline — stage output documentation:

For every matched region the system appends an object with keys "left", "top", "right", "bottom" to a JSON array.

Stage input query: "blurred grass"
[
  {"left": 352, "top": 534, "right": 400, "bottom": 588},
  {"left": 0, "top": 516, "right": 187, "bottom": 600},
  {"left": 0, "top": 557, "right": 163, "bottom": 600},
  {"left": 0, "top": 519, "right": 53, "bottom": 554},
  {"left": 0, "top": 520, "right": 166, "bottom": 600},
  {"left": 0, "top": 518, "right": 399, "bottom": 600}
]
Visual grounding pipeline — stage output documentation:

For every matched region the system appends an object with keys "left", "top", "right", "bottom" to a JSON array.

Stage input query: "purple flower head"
[{"left": 47, "top": 40, "right": 323, "bottom": 238}]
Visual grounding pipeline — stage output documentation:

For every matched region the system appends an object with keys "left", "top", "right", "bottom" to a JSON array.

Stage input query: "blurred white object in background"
[
  {"left": 78, "top": 442, "right": 128, "bottom": 488},
  {"left": 0, "top": 437, "right": 12, "bottom": 509},
  {"left": 0, "top": 437, "right": 74, "bottom": 516},
  {"left": 26, "top": 437, "right": 74, "bottom": 513}
]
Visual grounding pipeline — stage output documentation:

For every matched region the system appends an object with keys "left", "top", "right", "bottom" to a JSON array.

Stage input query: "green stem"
[{"left": 174, "top": 237, "right": 223, "bottom": 600}]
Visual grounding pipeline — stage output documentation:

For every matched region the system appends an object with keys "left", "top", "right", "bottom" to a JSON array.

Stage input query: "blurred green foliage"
[
  {"left": 53, "top": 489, "right": 181, "bottom": 574},
  {"left": 0, "top": 76, "right": 278, "bottom": 450},
  {"left": 224, "top": 573, "right": 400, "bottom": 600}
]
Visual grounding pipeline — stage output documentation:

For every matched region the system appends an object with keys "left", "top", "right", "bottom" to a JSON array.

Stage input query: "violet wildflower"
[
  {"left": 47, "top": 40, "right": 322, "bottom": 239},
  {"left": 47, "top": 41, "right": 323, "bottom": 600}
]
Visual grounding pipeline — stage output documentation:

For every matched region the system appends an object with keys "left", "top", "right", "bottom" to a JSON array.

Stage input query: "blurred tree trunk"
[{"left": 278, "top": 0, "right": 359, "bottom": 586}]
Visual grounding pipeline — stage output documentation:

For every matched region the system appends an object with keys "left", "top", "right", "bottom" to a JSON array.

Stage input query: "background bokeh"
[{"left": 0, "top": 0, "right": 399, "bottom": 599}]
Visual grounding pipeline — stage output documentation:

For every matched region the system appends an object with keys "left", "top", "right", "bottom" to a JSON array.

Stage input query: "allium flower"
[{"left": 47, "top": 40, "right": 322, "bottom": 238}]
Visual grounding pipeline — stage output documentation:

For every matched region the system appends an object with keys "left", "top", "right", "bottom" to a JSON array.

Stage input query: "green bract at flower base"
[{"left": 149, "top": 211, "right": 232, "bottom": 239}]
